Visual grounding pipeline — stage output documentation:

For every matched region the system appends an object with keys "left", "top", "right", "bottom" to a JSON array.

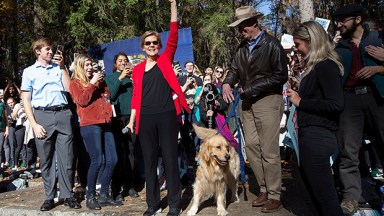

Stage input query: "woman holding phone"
[
  {"left": 69, "top": 54, "right": 120, "bottom": 210},
  {"left": 287, "top": 21, "right": 344, "bottom": 215}
]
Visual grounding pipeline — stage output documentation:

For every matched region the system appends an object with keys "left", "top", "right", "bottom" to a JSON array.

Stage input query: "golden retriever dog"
[{"left": 187, "top": 125, "right": 240, "bottom": 216}]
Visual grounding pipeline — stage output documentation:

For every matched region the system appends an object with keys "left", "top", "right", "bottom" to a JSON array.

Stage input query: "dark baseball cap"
[{"left": 332, "top": 4, "right": 364, "bottom": 18}]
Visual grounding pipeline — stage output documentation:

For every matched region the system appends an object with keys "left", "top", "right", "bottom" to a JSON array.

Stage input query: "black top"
[
  {"left": 5, "top": 106, "right": 15, "bottom": 128},
  {"left": 198, "top": 95, "right": 228, "bottom": 129},
  {"left": 298, "top": 59, "right": 344, "bottom": 131},
  {"left": 141, "top": 64, "right": 175, "bottom": 115},
  {"left": 177, "top": 74, "right": 203, "bottom": 87}
]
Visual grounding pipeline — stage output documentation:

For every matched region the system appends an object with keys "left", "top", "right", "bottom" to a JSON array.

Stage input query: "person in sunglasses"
[
  {"left": 213, "top": 66, "right": 225, "bottom": 91},
  {"left": 126, "top": 0, "right": 189, "bottom": 215},
  {"left": 223, "top": 6, "right": 288, "bottom": 213}
]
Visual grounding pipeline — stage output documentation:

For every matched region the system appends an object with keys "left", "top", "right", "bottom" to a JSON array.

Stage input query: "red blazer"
[
  {"left": 131, "top": 22, "right": 190, "bottom": 134},
  {"left": 69, "top": 80, "right": 113, "bottom": 127}
]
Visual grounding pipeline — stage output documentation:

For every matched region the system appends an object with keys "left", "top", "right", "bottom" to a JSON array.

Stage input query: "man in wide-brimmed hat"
[
  {"left": 223, "top": 6, "right": 288, "bottom": 213},
  {"left": 333, "top": 4, "right": 384, "bottom": 215}
]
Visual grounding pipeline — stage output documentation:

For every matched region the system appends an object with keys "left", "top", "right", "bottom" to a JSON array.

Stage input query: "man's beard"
[{"left": 339, "top": 20, "right": 358, "bottom": 38}]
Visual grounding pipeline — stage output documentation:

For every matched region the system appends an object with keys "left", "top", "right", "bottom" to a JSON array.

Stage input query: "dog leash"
[{"left": 217, "top": 88, "right": 247, "bottom": 186}]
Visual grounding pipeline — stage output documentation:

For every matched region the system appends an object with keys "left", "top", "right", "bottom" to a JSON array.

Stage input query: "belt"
[
  {"left": 344, "top": 86, "right": 373, "bottom": 95},
  {"left": 34, "top": 105, "right": 69, "bottom": 112}
]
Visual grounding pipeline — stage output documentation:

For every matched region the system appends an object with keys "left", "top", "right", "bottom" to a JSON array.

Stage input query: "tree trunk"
[
  {"left": 299, "top": 0, "right": 314, "bottom": 23},
  {"left": 11, "top": 3, "right": 19, "bottom": 84},
  {"left": 33, "top": 2, "right": 44, "bottom": 36}
]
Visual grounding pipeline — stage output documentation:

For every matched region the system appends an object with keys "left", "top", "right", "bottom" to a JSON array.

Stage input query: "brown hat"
[{"left": 228, "top": 6, "right": 263, "bottom": 27}]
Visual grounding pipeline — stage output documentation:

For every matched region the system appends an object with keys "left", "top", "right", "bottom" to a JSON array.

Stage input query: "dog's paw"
[
  {"left": 217, "top": 208, "right": 228, "bottom": 216},
  {"left": 231, "top": 194, "right": 240, "bottom": 203},
  {"left": 187, "top": 208, "right": 198, "bottom": 216}
]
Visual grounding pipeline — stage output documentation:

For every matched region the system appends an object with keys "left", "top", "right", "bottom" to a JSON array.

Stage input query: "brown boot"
[
  {"left": 252, "top": 192, "right": 268, "bottom": 207},
  {"left": 261, "top": 199, "right": 282, "bottom": 213}
]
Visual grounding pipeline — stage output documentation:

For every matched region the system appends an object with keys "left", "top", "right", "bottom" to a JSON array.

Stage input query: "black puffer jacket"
[{"left": 224, "top": 32, "right": 288, "bottom": 99}]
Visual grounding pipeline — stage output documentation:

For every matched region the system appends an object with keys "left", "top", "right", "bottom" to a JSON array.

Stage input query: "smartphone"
[
  {"left": 56, "top": 45, "right": 64, "bottom": 55},
  {"left": 0, "top": 89, "right": 3, "bottom": 96}
]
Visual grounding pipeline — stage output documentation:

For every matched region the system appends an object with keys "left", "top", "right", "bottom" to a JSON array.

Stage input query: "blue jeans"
[{"left": 80, "top": 123, "right": 117, "bottom": 196}]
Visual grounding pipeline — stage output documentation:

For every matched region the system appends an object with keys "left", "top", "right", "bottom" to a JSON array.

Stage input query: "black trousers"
[
  {"left": 14, "top": 125, "right": 26, "bottom": 164},
  {"left": 111, "top": 115, "right": 144, "bottom": 195},
  {"left": 297, "top": 126, "right": 343, "bottom": 216},
  {"left": 74, "top": 125, "right": 89, "bottom": 188},
  {"left": 139, "top": 110, "right": 181, "bottom": 209}
]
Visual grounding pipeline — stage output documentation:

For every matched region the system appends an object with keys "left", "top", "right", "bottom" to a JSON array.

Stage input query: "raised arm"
[
  {"left": 170, "top": 0, "right": 177, "bottom": 22},
  {"left": 14, "top": 84, "right": 22, "bottom": 95}
]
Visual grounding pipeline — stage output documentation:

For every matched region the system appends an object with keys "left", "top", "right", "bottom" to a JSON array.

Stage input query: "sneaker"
[
  {"left": 63, "top": 197, "right": 82, "bottom": 209},
  {"left": 370, "top": 168, "right": 384, "bottom": 180},
  {"left": 20, "top": 161, "right": 27, "bottom": 168},
  {"left": 9, "top": 161, "right": 15, "bottom": 169},
  {"left": 340, "top": 199, "right": 358, "bottom": 215},
  {"left": 128, "top": 188, "right": 139, "bottom": 198},
  {"left": 143, "top": 206, "right": 162, "bottom": 216},
  {"left": 167, "top": 208, "right": 182, "bottom": 216}
]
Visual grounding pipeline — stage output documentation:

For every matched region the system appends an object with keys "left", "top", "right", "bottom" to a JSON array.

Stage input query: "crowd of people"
[{"left": 0, "top": 2, "right": 383, "bottom": 216}]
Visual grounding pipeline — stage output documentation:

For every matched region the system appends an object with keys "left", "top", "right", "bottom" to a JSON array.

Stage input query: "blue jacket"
[{"left": 335, "top": 26, "right": 384, "bottom": 97}]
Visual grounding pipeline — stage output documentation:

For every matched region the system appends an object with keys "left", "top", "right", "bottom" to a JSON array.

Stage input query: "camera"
[
  {"left": 202, "top": 83, "right": 217, "bottom": 103},
  {"left": 187, "top": 75, "right": 195, "bottom": 88}
]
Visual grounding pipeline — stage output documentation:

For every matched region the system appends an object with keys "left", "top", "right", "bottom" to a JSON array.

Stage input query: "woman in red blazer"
[{"left": 126, "top": 1, "right": 189, "bottom": 215}]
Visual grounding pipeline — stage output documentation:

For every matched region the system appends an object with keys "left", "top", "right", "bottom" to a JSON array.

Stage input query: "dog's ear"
[
  {"left": 200, "top": 142, "right": 211, "bottom": 162},
  {"left": 193, "top": 124, "right": 217, "bottom": 140}
]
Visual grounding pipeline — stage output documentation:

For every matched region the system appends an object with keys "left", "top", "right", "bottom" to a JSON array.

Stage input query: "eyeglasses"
[
  {"left": 334, "top": 17, "right": 355, "bottom": 25},
  {"left": 144, "top": 41, "right": 159, "bottom": 46}
]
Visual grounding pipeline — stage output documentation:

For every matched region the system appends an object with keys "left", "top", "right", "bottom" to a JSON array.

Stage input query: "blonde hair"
[
  {"left": 293, "top": 21, "right": 344, "bottom": 77},
  {"left": 71, "top": 54, "right": 93, "bottom": 87},
  {"left": 32, "top": 37, "right": 53, "bottom": 57},
  {"left": 140, "top": 31, "right": 163, "bottom": 49}
]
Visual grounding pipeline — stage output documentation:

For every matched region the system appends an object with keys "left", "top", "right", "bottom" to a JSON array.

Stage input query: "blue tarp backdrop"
[{"left": 88, "top": 27, "right": 194, "bottom": 75}]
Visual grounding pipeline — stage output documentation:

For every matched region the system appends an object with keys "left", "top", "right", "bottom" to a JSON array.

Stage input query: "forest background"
[{"left": 0, "top": 0, "right": 383, "bottom": 86}]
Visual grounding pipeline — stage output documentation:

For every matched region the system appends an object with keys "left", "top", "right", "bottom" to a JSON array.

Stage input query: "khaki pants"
[{"left": 242, "top": 94, "right": 283, "bottom": 200}]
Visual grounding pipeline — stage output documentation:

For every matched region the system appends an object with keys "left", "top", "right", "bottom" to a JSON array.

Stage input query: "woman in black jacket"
[{"left": 287, "top": 21, "right": 344, "bottom": 216}]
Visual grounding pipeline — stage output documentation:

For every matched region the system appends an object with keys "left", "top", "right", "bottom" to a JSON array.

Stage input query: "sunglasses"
[
  {"left": 334, "top": 17, "right": 355, "bottom": 25},
  {"left": 237, "top": 20, "right": 256, "bottom": 32},
  {"left": 144, "top": 40, "right": 159, "bottom": 46},
  {"left": 216, "top": 70, "right": 223, "bottom": 74}
]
